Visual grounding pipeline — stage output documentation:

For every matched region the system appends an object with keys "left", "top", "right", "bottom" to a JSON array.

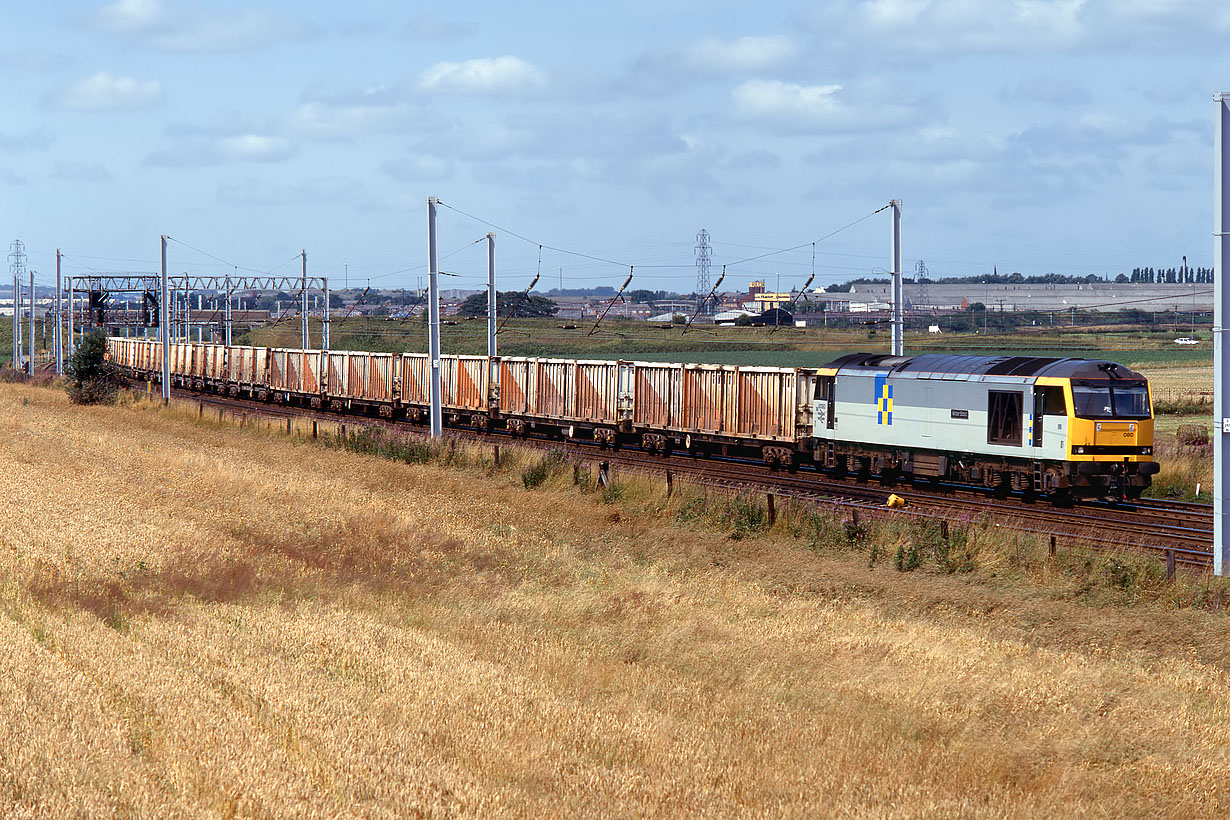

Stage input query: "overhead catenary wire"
[
  {"left": 165, "top": 236, "right": 302, "bottom": 277},
  {"left": 723, "top": 203, "right": 893, "bottom": 270}
]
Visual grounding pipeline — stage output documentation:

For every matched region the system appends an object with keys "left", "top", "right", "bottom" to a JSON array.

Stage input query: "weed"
[
  {"left": 790, "top": 508, "right": 847, "bottom": 552},
  {"left": 522, "top": 450, "right": 567, "bottom": 489},
  {"left": 932, "top": 525, "right": 979, "bottom": 574},
  {"left": 674, "top": 495, "right": 708, "bottom": 525},
  {"left": 844, "top": 517, "right": 869, "bottom": 545},
  {"left": 894, "top": 542, "right": 923, "bottom": 572},
  {"left": 723, "top": 495, "right": 768, "bottom": 537}
]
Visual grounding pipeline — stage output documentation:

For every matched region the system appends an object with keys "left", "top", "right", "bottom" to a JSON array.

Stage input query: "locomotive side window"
[
  {"left": 814, "top": 376, "right": 836, "bottom": 429},
  {"left": 987, "top": 390, "right": 1023, "bottom": 446},
  {"left": 1041, "top": 386, "right": 1066, "bottom": 415}
]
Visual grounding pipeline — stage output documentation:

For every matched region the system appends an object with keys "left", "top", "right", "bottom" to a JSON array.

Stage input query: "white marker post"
[
  {"left": 890, "top": 199, "right": 903, "bottom": 356},
  {"left": 427, "top": 197, "right": 442, "bottom": 438},
  {"left": 1215, "top": 93, "right": 1230, "bottom": 576},
  {"left": 161, "top": 236, "right": 170, "bottom": 404}
]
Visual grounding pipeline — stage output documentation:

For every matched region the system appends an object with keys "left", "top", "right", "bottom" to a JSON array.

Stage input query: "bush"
[
  {"left": 895, "top": 542, "right": 923, "bottom": 572},
  {"left": 522, "top": 450, "right": 567, "bottom": 489},
  {"left": 725, "top": 494, "right": 768, "bottom": 536},
  {"left": 65, "top": 330, "right": 116, "bottom": 405}
]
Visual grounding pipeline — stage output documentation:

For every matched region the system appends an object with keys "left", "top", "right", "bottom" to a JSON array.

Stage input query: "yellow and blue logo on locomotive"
[{"left": 875, "top": 373, "right": 893, "bottom": 426}]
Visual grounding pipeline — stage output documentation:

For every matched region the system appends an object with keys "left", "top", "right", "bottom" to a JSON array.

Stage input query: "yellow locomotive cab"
[{"left": 1059, "top": 371, "right": 1160, "bottom": 497}]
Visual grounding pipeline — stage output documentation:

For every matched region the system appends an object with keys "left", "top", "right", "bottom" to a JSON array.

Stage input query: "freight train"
[{"left": 106, "top": 338, "right": 1160, "bottom": 501}]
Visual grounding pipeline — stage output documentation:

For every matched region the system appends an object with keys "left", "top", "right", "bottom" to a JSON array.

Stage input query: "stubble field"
[{"left": 2, "top": 381, "right": 1230, "bottom": 818}]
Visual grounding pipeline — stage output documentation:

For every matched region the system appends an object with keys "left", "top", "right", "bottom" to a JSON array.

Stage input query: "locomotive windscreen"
[{"left": 1071, "top": 384, "right": 1150, "bottom": 419}]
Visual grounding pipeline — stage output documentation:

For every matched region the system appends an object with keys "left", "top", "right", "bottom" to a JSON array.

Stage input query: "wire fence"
[{"left": 1152, "top": 388, "right": 1213, "bottom": 407}]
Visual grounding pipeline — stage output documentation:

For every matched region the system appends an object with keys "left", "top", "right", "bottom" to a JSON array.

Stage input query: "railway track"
[{"left": 168, "top": 387, "right": 1215, "bottom": 571}]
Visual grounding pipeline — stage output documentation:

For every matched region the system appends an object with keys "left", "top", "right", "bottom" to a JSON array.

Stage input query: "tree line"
[{"left": 1126, "top": 266, "right": 1214, "bottom": 283}]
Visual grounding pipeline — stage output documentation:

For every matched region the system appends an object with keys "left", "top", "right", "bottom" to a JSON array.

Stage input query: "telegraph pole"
[
  {"left": 27, "top": 269, "right": 34, "bottom": 374},
  {"left": 224, "top": 273, "right": 232, "bottom": 345},
  {"left": 10, "top": 265, "right": 17, "bottom": 369},
  {"left": 487, "top": 233, "right": 496, "bottom": 358},
  {"left": 890, "top": 199, "right": 903, "bottom": 356},
  {"left": 160, "top": 236, "right": 170, "bottom": 403},
  {"left": 9, "top": 240, "right": 24, "bottom": 369},
  {"left": 301, "top": 250, "right": 309, "bottom": 349},
  {"left": 323, "top": 275, "right": 330, "bottom": 350},
  {"left": 67, "top": 280, "right": 74, "bottom": 360},
  {"left": 55, "top": 251, "right": 62, "bottom": 374},
  {"left": 427, "top": 197, "right": 442, "bottom": 438},
  {"left": 1214, "top": 92, "right": 1230, "bottom": 576}
]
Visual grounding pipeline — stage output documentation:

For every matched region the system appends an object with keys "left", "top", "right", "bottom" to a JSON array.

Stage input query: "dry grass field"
[{"left": 4, "top": 381, "right": 1230, "bottom": 818}]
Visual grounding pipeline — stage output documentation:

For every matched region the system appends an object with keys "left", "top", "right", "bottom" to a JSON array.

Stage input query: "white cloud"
[
  {"left": 810, "top": 0, "right": 1230, "bottom": 59},
  {"left": 380, "top": 154, "right": 454, "bottom": 182},
  {"left": 402, "top": 14, "right": 478, "bottom": 41},
  {"left": 999, "top": 75, "right": 1092, "bottom": 105},
  {"left": 679, "top": 35, "right": 796, "bottom": 73},
  {"left": 841, "top": 0, "right": 1087, "bottom": 49},
  {"left": 219, "top": 135, "right": 295, "bottom": 162},
  {"left": 730, "top": 78, "right": 925, "bottom": 134},
  {"left": 732, "top": 80, "right": 843, "bottom": 125},
  {"left": 218, "top": 177, "right": 355, "bottom": 206},
  {"left": 145, "top": 133, "right": 297, "bottom": 166},
  {"left": 94, "top": 0, "right": 308, "bottom": 53},
  {"left": 419, "top": 56, "right": 544, "bottom": 94},
  {"left": 288, "top": 88, "right": 430, "bottom": 141},
  {"left": 96, "top": 0, "right": 163, "bottom": 31},
  {"left": 0, "top": 166, "right": 26, "bottom": 185},
  {"left": 0, "top": 130, "right": 52, "bottom": 152},
  {"left": 52, "top": 160, "right": 112, "bottom": 181},
  {"left": 48, "top": 71, "right": 163, "bottom": 111}
]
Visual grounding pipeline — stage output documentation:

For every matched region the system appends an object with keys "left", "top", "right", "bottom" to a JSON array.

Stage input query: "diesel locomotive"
[{"left": 107, "top": 338, "right": 1159, "bottom": 501}]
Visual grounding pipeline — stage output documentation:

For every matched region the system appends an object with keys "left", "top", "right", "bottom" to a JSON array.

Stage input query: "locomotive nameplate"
[{"left": 950, "top": 409, "right": 968, "bottom": 419}]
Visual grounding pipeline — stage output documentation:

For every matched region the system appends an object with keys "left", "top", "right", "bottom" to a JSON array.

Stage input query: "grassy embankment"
[{"left": 3, "top": 380, "right": 1230, "bottom": 817}]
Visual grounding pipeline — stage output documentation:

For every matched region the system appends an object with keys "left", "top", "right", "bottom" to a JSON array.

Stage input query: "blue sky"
[{"left": 3, "top": 0, "right": 1229, "bottom": 295}]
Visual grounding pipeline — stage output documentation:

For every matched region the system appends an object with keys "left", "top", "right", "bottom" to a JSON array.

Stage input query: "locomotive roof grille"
[{"left": 825, "top": 352, "right": 1145, "bottom": 381}]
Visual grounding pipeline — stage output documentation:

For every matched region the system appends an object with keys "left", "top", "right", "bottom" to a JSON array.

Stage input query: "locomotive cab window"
[
  {"left": 1071, "top": 382, "right": 1150, "bottom": 420},
  {"left": 987, "top": 390, "right": 1023, "bottom": 446},
  {"left": 814, "top": 376, "right": 834, "bottom": 401}
]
